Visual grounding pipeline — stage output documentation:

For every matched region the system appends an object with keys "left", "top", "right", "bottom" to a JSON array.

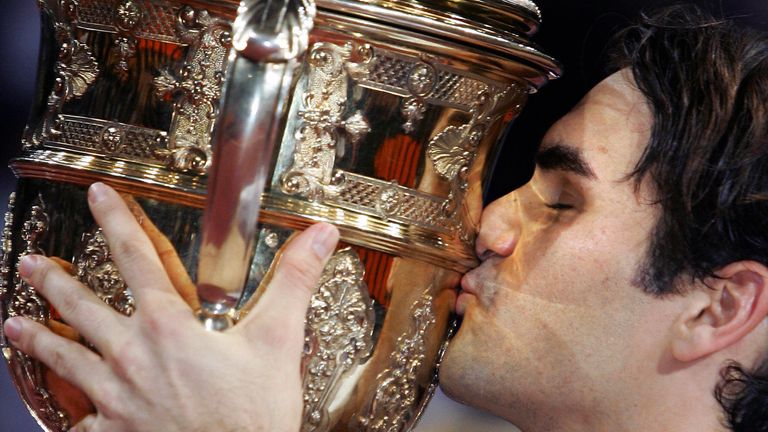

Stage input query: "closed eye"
[{"left": 545, "top": 202, "right": 574, "bottom": 211}]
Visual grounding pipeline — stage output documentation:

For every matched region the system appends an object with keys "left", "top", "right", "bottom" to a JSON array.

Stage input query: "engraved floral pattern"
[
  {"left": 153, "top": 7, "right": 231, "bottom": 174},
  {"left": 75, "top": 228, "right": 135, "bottom": 316},
  {"left": 280, "top": 42, "right": 372, "bottom": 200},
  {"left": 8, "top": 196, "right": 50, "bottom": 323},
  {"left": 302, "top": 248, "right": 375, "bottom": 431},
  {"left": 5, "top": 195, "right": 69, "bottom": 430},
  {"left": 427, "top": 125, "right": 476, "bottom": 182},
  {"left": 356, "top": 291, "right": 435, "bottom": 431},
  {"left": 58, "top": 37, "right": 100, "bottom": 99}
]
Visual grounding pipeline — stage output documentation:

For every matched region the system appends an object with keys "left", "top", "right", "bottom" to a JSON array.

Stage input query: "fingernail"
[
  {"left": 4, "top": 317, "right": 22, "bottom": 342},
  {"left": 311, "top": 223, "right": 338, "bottom": 258},
  {"left": 18, "top": 255, "right": 41, "bottom": 280},
  {"left": 88, "top": 182, "right": 109, "bottom": 204}
]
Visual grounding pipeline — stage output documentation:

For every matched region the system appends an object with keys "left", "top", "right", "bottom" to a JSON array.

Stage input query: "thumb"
[{"left": 237, "top": 223, "right": 339, "bottom": 351}]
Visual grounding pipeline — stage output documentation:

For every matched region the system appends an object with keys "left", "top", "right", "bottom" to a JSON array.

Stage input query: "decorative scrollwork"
[
  {"left": 0, "top": 193, "right": 16, "bottom": 351},
  {"left": 399, "top": 61, "right": 436, "bottom": 133},
  {"left": 4, "top": 194, "right": 69, "bottom": 430},
  {"left": 280, "top": 42, "right": 372, "bottom": 200},
  {"left": 302, "top": 248, "right": 375, "bottom": 431},
  {"left": 153, "top": 6, "right": 231, "bottom": 174},
  {"left": 75, "top": 228, "right": 134, "bottom": 316},
  {"left": 355, "top": 291, "right": 436, "bottom": 431},
  {"left": 25, "top": 2, "right": 99, "bottom": 150},
  {"left": 8, "top": 195, "right": 51, "bottom": 323},
  {"left": 0, "top": 193, "right": 16, "bottom": 300}
]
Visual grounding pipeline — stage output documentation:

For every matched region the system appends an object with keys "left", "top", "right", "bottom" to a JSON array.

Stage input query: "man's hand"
[{"left": 3, "top": 182, "right": 339, "bottom": 432}]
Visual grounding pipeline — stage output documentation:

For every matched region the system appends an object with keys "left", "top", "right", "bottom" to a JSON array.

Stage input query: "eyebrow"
[{"left": 535, "top": 143, "right": 597, "bottom": 179}]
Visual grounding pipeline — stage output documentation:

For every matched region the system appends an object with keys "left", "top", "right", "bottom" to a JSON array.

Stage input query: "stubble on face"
[{"left": 439, "top": 70, "right": 678, "bottom": 429}]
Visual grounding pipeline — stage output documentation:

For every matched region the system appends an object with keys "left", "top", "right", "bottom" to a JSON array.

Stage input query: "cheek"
[{"left": 518, "top": 214, "right": 648, "bottom": 306}]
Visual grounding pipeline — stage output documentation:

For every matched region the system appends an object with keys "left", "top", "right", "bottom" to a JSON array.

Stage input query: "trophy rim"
[{"left": 317, "top": 0, "right": 562, "bottom": 81}]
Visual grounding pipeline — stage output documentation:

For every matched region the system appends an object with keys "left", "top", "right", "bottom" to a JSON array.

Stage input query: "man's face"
[{"left": 440, "top": 70, "right": 685, "bottom": 426}]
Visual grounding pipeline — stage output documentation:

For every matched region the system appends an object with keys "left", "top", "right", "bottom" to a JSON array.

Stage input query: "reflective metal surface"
[
  {"left": 196, "top": 0, "right": 315, "bottom": 329},
  {"left": 1, "top": 0, "right": 559, "bottom": 430}
]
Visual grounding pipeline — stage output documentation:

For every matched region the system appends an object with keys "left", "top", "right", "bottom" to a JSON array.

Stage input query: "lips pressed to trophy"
[{"left": 0, "top": 0, "right": 559, "bottom": 430}]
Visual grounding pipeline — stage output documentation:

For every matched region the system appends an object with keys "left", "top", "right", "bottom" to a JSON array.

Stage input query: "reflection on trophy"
[{"left": 0, "top": 0, "right": 559, "bottom": 430}]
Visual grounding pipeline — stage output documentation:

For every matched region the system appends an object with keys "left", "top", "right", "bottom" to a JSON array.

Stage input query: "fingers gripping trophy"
[{"left": 0, "top": 0, "right": 559, "bottom": 430}]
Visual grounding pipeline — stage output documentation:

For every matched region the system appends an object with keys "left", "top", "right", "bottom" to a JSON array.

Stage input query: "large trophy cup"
[{"left": 0, "top": 0, "right": 559, "bottom": 430}]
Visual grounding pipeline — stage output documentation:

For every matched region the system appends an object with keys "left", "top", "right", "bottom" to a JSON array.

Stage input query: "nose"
[{"left": 475, "top": 192, "right": 520, "bottom": 261}]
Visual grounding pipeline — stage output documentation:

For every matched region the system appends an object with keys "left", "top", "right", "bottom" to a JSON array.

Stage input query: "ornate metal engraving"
[
  {"left": 0, "top": 193, "right": 16, "bottom": 299},
  {"left": 75, "top": 0, "right": 183, "bottom": 44},
  {"left": 0, "top": 193, "right": 16, "bottom": 349},
  {"left": 4, "top": 195, "right": 69, "bottom": 430},
  {"left": 280, "top": 42, "right": 372, "bottom": 200},
  {"left": 428, "top": 85, "right": 525, "bottom": 196},
  {"left": 25, "top": 2, "right": 100, "bottom": 149},
  {"left": 75, "top": 228, "right": 134, "bottom": 316},
  {"left": 153, "top": 7, "right": 231, "bottom": 173},
  {"left": 401, "top": 97, "right": 426, "bottom": 134},
  {"left": 278, "top": 41, "right": 525, "bottom": 245},
  {"left": 328, "top": 172, "right": 450, "bottom": 230},
  {"left": 357, "top": 48, "right": 504, "bottom": 112},
  {"left": 356, "top": 291, "right": 436, "bottom": 431},
  {"left": 427, "top": 125, "right": 477, "bottom": 182},
  {"left": 302, "top": 248, "right": 375, "bottom": 431},
  {"left": 15, "top": 354, "right": 70, "bottom": 431},
  {"left": 8, "top": 196, "right": 51, "bottom": 323},
  {"left": 31, "top": 1, "right": 230, "bottom": 174},
  {"left": 58, "top": 37, "right": 100, "bottom": 100},
  {"left": 52, "top": 114, "right": 169, "bottom": 162}
]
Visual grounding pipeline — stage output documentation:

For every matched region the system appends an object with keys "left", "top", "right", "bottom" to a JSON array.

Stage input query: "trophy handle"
[{"left": 196, "top": 0, "right": 316, "bottom": 330}]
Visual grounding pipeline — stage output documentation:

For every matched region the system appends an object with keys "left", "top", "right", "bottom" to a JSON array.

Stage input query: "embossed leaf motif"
[
  {"left": 75, "top": 229, "right": 135, "bottom": 316},
  {"left": 427, "top": 125, "right": 474, "bottom": 181},
  {"left": 283, "top": 42, "right": 367, "bottom": 198},
  {"left": 60, "top": 41, "right": 99, "bottom": 99},
  {"left": 150, "top": 9, "right": 230, "bottom": 173},
  {"left": 4, "top": 194, "right": 70, "bottom": 429},
  {"left": 302, "top": 248, "right": 374, "bottom": 431},
  {"left": 9, "top": 196, "right": 51, "bottom": 324},
  {"left": 356, "top": 291, "right": 436, "bottom": 432}
]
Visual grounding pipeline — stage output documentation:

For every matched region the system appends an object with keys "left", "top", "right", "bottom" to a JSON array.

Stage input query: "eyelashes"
[{"left": 545, "top": 202, "right": 575, "bottom": 211}]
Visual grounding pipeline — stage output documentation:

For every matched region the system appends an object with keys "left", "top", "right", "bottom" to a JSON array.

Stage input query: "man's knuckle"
[
  {"left": 93, "top": 384, "right": 122, "bottom": 418},
  {"left": 57, "top": 288, "right": 82, "bottom": 317},
  {"left": 112, "top": 237, "right": 148, "bottom": 264},
  {"left": 279, "top": 256, "right": 319, "bottom": 293},
  {"left": 48, "top": 343, "right": 72, "bottom": 377},
  {"left": 109, "top": 339, "right": 144, "bottom": 380},
  {"left": 256, "top": 323, "right": 292, "bottom": 350}
]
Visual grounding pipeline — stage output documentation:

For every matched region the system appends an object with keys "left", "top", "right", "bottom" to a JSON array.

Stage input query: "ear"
[{"left": 671, "top": 261, "right": 768, "bottom": 363}]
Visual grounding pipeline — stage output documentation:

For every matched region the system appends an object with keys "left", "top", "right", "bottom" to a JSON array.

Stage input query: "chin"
[
  {"left": 438, "top": 318, "right": 489, "bottom": 409},
  {"left": 438, "top": 336, "right": 473, "bottom": 405},
  {"left": 437, "top": 310, "right": 529, "bottom": 422}
]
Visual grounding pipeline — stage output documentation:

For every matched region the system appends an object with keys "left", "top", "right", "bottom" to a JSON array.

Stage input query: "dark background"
[{"left": 0, "top": 1, "right": 766, "bottom": 431}]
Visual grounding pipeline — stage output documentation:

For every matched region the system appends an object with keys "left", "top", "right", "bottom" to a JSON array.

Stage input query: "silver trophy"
[{"left": 0, "top": 0, "right": 559, "bottom": 430}]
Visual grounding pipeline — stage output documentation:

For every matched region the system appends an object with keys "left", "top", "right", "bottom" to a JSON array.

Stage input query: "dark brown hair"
[{"left": 609, "top": 5, "right": 768, "bottom": 431}]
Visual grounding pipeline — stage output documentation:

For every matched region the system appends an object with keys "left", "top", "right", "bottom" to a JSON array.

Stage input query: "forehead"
[{"left": 540, "top": 70, "right": 653, "bottom": 181}]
